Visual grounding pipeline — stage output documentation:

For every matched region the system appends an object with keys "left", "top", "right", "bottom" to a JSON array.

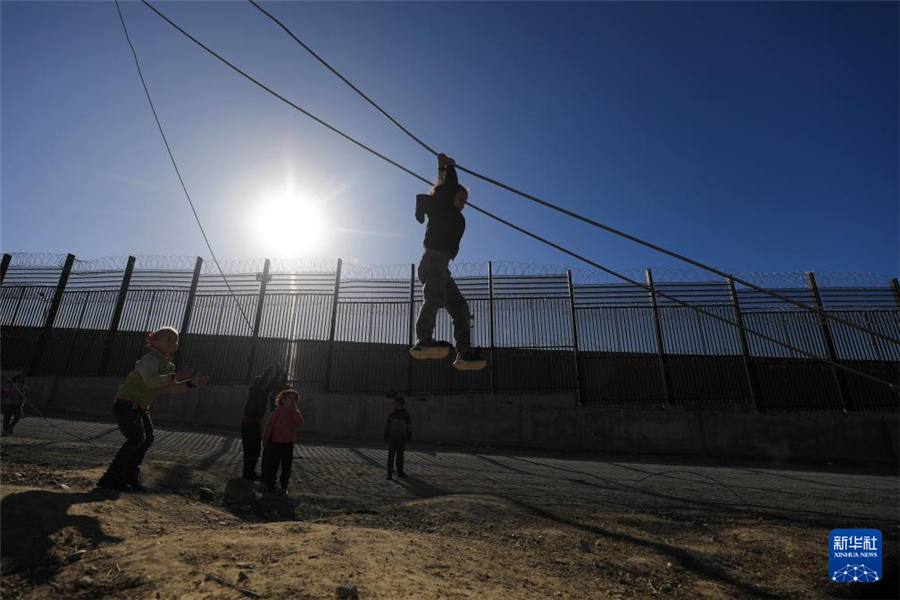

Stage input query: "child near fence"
[
  {"left": 1, "top": 374, "right": 29, "bottom": 435},
  {"left": 384, "top": 394, "right": 412, "bottom": 480},
  {"left": 261, "top": 388, "right": 305, "bottom": 496},
  {"left": 241, "top": 364, "right": 287, "bottom": 481},
  {"left": 97, "top": 327, "right": 209, "bottom": 492}
]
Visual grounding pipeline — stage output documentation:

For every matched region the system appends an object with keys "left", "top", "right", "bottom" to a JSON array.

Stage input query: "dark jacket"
[
  {"left": 384, "top": 409, "right": 412, "bottom": 443},
  {"left": 416, "top": 164, "right": 466, "bottom": 259},
  {"left": 243, "top": 366, "right": 284, "bottom": 421}
]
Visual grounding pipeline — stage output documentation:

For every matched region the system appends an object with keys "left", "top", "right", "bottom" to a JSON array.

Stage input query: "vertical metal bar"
[
  {"left": 176, "top": 257, "right": 203, "bottom": 368},
  {"left": 246, "top": 259, "right": 271, "bottom": 381},
  {"left": 323, "top": 258, "right": 342, "bottom": 392},
  {"left": 566, "top": 270, "right": 583, "bottom": 405},
  {"left": 28, "top": 253, "right": 75, "bottom": 374},
  {"left": 99, "top": 256, "right": 136, "bottom": 376},
  {"left": 407, "top": 263, "right": 416, "bottom": 394},
  {"left": 891, "top": 278, "right": 900, "bottom": 308},
  {"left": 488, "top": 261, "right": 496, "bottom": 395},
  {"left": 807, "top": 272, "right": 852, "bottom": 411},
  {"left": 9, "top": 287, "right": 26, "bottom": 327},
  {"left": 861, "top": 311, "right": 883, "bottom": 362},
  {"left": 727, "top": 276, "right": 764, "bottom": 412},
  {"left": 646, "top": 269, "right": 673, "bottom": 405},
  {"left": 97, "top": 256, "right": 135, "bottom": 377},
  {"left": 0, "top": 254, "right": 11, "bottom": 284}
]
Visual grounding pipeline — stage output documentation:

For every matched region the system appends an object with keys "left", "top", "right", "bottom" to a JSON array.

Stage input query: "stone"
[
  {"left": 126, "top": 576, "right": 144, "bottom": 587},
  {"left": 75, "top": 576, "right": 93, "bottom": 589},
  {"left": 236, "top": 562, "right": 254, "bottom": 569},
  {"left": 66, "top": 550, "right": 87, "bottom": 562},
  {"left": 58, "top": 484, "right": 70, "bottom": 491},
  {"left": 198, "top": 488, "right": 215, "bottom": 502},
  {"left": 238, "top": 571, "right": 248, "bottom": 582},
  {"left": 336, "top": 584, "right": 359, "bottom": 599}
]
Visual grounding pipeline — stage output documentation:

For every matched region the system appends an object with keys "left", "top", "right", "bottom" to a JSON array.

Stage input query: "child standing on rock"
[
  {"left": 97, "top": 327, "right": 209, "bottom": 492},
  {"left": 261, "top": 389, "right": 305, "bottom": 496}
]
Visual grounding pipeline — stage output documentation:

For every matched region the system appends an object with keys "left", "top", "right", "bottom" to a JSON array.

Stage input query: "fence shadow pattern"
[{"left": 1, "top": 254, "right": 898, "bottom": 412}]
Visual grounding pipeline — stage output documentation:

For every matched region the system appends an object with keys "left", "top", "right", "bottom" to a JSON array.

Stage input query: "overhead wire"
[
  {"left": 131, "top": 1, "right": 897, "bottom": 392},
  {"left": 245, "top": 0, "right": 899, "bottom": 347},
  {"left": 115, "top": 0, "right": 254, "bottom": 333}
]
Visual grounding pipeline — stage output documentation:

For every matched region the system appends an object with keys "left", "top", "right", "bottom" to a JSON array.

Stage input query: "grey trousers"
[{"left": 415, "top": 249, "right": 471, "bottom": 352}]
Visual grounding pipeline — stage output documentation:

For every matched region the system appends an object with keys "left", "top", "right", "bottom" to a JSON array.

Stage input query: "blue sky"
[{"left": 2, "top": 1, "right": 897, "bottom": 276}]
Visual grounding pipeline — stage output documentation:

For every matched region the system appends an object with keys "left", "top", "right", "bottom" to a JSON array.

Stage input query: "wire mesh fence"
[{"left": 1, "top": 253, "right": 898, "bottom": 412}]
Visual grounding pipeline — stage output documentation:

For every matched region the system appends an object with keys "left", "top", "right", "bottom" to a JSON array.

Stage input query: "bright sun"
[{"left": 251, "top": 190, "right": 330, "bottom": 256}]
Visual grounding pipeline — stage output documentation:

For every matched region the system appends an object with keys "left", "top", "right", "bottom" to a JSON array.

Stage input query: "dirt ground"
[{"left": 1, "top": 414, "right": 898, "bottom": 600}]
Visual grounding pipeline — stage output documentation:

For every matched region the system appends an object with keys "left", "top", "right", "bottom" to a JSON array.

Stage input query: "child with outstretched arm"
[
  {"left": 411, "top": 153, "right": 486, "bottom": 371},
  {"left": 97, "top": 327, "right": 209, "bottom": 492},
  {"left": 384, "top": 395, "right": 412, "bottom": 480},
  {"left": 261, "top": 389, "right": 305, "bottom": 496}
]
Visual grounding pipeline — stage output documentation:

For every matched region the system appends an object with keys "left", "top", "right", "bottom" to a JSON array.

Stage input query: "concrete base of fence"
[{"left": 26, "top": 376, "right": 899, "bottom": 465}]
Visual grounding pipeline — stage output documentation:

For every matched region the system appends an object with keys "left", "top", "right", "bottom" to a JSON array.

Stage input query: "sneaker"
[
  {"left": 398, "top": 472, "right": 409, "bottom": 479},
  {"left": 453, "top": 347, "right": 487, "bottom": 371},
  {"left": 409, "top": 339, "right": 452, "bottom": 360},
  {"left": 97, "top": 472, "right": 130, "bottom": 491},
  {"left": 279, "top": 487, "right": 290, "bottom": 498},
  {"left": 242, "top": 472, "right": 261, "bottom": 481},
  {"left": 386, "top": 474, "right": 393, "bottom": 480}
]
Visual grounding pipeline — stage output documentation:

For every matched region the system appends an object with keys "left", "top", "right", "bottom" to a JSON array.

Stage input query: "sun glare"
[{"left": 252, "top": 190, "right": 330, "bottom": 257}]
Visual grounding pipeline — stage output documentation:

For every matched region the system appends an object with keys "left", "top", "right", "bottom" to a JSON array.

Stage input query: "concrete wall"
[{"left": 24, "top": 376, "right": 900, "bottom": 465}]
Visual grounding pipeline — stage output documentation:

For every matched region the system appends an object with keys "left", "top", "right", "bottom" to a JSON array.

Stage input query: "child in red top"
[{"left": 261, "top": 389, "right": 305, "bottom": 496}]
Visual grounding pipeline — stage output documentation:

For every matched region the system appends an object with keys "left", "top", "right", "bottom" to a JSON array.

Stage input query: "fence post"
[
  {"left": 28, "top": 253, "right": 75, "bottom": 375},
  {"left": 726, "top": 276, "right": 764, "bottom": 413},
  {"left": 646, "top": 268, "right": 674, "bottom": 405},
  {"left": 892, "top": 279, "right": 900, "bottom": 308},
  {"left": 0, "top": 254, "right": 11, "bottom": 284},
  {"left": 407, "top": 263, "right": 416, "bottom": 394},
  {"left": 246, "top": 259, "right": 272, "bottom": 382},
  {"left": 566, "top": 270, "right": 583, "bottom": 405},
  {"left": 807, "top": 272, "right": 852, "bottom": 412},
  {"left": 488, "top": 261, "right": 496, "bottom": 396},
  {"left": 323, "top": 258, "right": 342, "bottom": 392},
  {"left": 176, "top": 257, "right": 204, "bottom": 367},
  {"left": 98, "top": 256, "right": 136, "bottom": 377}
]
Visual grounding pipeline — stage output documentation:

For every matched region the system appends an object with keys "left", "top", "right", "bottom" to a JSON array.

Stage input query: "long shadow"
[
  {"left": 0, "top": 489, "right": 123, "bottom": 584},
  {"left": 501, "top": 496, "right": 783, "bottom": 600},
  {"left": 505, "top": 455, "right": 887, "bottom": 527},
  {"left": 395, "top": 474, "right": 446, "bottom": 498},
  {"left": 733, "top": 466, "right": 899, "bottom": 494},
  {"left": 16, "top": 425, "right": 121, "bottom": 448},
  {"left": 195, "top": 434, "right": 237, "bottom": 472}
]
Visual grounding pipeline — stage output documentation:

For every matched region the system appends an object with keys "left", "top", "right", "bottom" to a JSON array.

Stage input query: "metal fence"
[{"left": 1, "top": 253, "right": 898, "bottom": 413}]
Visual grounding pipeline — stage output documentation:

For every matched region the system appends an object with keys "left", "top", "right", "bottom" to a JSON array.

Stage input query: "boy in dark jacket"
[
  {"left": 410, "top": 152, "right": 486, "bottom": 371},
  {"left": 241, "top": 364, "right": 287, "bottom": 480},
  {"left": 384, "top": 396, "right": 412, "bottom": 480}
]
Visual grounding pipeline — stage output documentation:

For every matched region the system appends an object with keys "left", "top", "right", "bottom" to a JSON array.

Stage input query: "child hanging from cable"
[
  {"left": 410, "top": 152, "right": 486, "bottom": 371},
  {"left": 97, "top": 327, "right": 209, "bottom": 492},
  {"left": 260, "top": 388, "right": 305, "bottom": 496},
  {"left": 241, "top": 363, "right": 287, "bottom": 481},
  {"left": 383, "top": 390, "right": 412, "bottom": 480}
]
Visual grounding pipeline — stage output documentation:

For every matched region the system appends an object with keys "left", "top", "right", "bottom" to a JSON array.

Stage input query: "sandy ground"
[{"left": 1, "top": 414, "right": 898, "bottom": 600}]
